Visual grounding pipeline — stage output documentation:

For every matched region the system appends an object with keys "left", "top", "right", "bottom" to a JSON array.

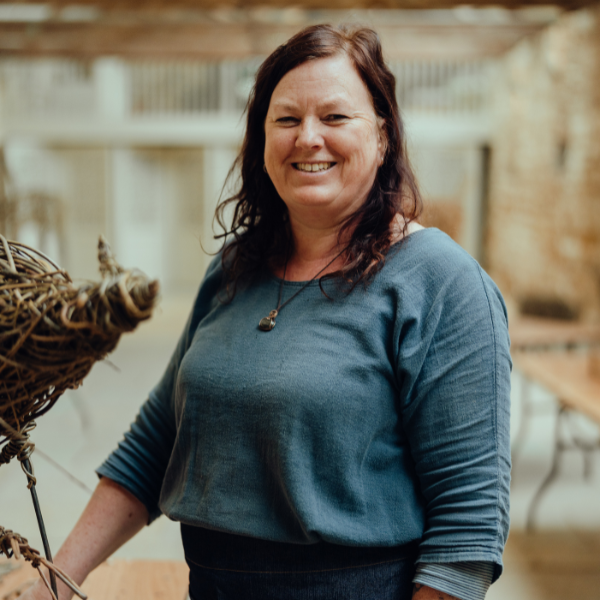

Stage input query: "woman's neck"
[
  {"left": 275, "top": 214, "right": 425, "bottom": 282},
  {"left": 276, "top": 220, "right": 349, "bottom": 282}
]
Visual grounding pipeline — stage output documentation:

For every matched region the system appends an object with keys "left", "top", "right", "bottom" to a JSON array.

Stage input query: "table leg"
[
  {"left": 511, "top": 374, "right": 533, "bottom": 481},
  {"left": 566, "top": 411, "right": 600, "bottom": 482},
  {"left": 525, "top": 405, "right": 566, "bottom": 532}
]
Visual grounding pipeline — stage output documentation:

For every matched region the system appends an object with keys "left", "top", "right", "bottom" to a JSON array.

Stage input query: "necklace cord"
[
  {"left": 276, "top": 247, "right": 346, "bottom": 315},
  {"left": 259, "top": 246, "right": 347, "bottom": 331},
  {"left": 275, "top": 249, "right": 289, "bottom": 314}
]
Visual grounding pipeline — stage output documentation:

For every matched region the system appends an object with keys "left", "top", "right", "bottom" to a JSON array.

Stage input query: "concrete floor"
[{"left": 2, "top": 294, "right": 600, "bottom": 598}]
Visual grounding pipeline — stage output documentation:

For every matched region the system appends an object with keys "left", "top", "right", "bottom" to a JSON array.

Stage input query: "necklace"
[{"left": 258, "top": 248, "right": 346, "bottom": 332}]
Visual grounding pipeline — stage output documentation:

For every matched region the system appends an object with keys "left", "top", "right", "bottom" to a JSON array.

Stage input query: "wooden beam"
[
  {"left": 0, "top": 3, "right": 564, "bottom": 59},
  {"left": 0, "top": 21, "right": 544, "bottom": 59}
]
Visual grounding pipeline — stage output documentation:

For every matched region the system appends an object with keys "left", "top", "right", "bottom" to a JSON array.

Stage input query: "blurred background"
[{"left": 1, "top": 1, "right": 600, "bottom": 599}]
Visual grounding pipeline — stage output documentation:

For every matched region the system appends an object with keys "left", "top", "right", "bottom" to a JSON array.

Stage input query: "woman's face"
[{"left": 264, "top": 54, "right": 384, "bottom": 226}]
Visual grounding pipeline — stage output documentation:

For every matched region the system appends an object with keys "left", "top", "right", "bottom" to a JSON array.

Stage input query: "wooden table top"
[
  {"left": 509, "top": 317, "right": 600, "bottom": 351},
  {"left": 513, "top": 351, "right": 600, "bottom": 425},
  {"left": 0, "top": 558, "right": 189, "bottom": 600}
]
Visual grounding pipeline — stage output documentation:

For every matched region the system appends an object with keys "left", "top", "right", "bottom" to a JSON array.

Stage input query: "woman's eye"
[
  {"left": 277, "top": 117, "right": 299, "bottom": 124},
  {"left": 324, "top": 114, "right": 348, "bottom": 122}
]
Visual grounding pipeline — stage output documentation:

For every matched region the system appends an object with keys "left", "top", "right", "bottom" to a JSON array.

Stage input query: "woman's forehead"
[
  {"left": 269, "top": 95, "right": 354, "bottom": 112},
  {"left": 268, "top": 56, "right": 373, "bottom": 112}
]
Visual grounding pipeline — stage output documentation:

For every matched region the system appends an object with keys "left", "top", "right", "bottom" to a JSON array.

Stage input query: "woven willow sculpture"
[
  {"left": 0, "top": 526, "right": 83, "bottom": 600},
  {"left": 0, "top": 234, "right": 159, "bottom": 598},
  {"left": 0, "top": 234, "right": 158, "bottom": 475}
]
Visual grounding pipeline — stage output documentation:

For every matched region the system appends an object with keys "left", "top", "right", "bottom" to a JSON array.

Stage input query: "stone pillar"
[
  {"left": 462, "top": 145, "right": 485, "bottom": 262},
  {"left": 486, "top": 5, "right": 600, "bottom": 320},
  {"left": 93, "top": 58, "right": 129, "bottom": 120}
]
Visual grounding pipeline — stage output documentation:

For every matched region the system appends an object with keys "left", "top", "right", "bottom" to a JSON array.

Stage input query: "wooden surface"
[
  {"left": 0, "top": 21, "right": 543, "bottom": 60},
  {"left": 513, "top": 352, "right": 600, "bottom": 425},
  {"left": 486, "top": 530, "right": 600, "bottom": 600},
  {"left": 0, "top": 559, "right": 189, "bottom": 600},
  {"left": 0, "top": 4, "right": 560, "bottom": 59},
  {"left": 509, "top": 317, "right": 600, "bottom": 351}
]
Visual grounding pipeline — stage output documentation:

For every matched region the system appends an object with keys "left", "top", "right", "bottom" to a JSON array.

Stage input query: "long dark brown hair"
[{"left": 215, "top": 24, "right": 422, "bottom": 295}]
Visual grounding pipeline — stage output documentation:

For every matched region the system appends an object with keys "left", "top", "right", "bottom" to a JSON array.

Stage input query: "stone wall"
[{"left": 486, "top": 5, "right": 600, "bottom": 321}]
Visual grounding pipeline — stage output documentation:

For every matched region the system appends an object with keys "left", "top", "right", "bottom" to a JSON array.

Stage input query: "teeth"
[{"left": 296, "top": 162, "right": 333, "bottom": 172}]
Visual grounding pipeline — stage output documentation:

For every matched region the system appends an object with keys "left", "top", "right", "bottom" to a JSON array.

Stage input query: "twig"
[{"left": 0, "top": 527, "right": 87, "bottom": 600}]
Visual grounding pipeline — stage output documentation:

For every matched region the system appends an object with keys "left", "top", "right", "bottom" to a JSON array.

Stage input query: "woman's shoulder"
[
  {"left": 383, "top": 227, "right": 506, "bottom": 319},
  {"left": 381, "top": 229, "right": 509, "bottom": 363},
  {"left": 387, "top": 226, "right": 482, "bottom": 282}
]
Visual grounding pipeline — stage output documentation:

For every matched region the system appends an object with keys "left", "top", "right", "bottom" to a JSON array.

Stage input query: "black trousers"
[{"left": 182, "top": 524, "right": 417, "bottom": 600}]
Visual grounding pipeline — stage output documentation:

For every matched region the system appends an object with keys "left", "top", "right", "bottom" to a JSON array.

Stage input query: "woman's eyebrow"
[
  {"left": 318, "top": 97, "right": 350, "bottom": 111},
  {"left": 270, "top": 95, "right": 351, "bottom": 113},
  {"left": 270, "top": 101, "right": 298, "bottom": 112}
]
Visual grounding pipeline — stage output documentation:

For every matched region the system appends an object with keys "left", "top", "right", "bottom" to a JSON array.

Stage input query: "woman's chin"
[
  {"left": 283, "top": 189, "right": 368, "bottom": 218},
  {"left": 284, "top": 196, "right": 342, "bottom": 216}
]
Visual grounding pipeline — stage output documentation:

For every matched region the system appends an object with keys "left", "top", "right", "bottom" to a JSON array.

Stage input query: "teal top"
[{"left": 98, "top": 228, "right": 511, "bottom": 589}]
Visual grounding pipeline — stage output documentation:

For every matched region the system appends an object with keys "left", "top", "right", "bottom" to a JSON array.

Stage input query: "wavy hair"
[{"left": 215, "top": 24, "right": 422, "bottom": 295}]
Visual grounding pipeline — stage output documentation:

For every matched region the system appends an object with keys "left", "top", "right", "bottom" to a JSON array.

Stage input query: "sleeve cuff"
[
  {"left": 413, "top": 561, "right": 494, "bottom": 600},
  {"left": 96, "top": 463, "right": 162, "bottom": 524}
]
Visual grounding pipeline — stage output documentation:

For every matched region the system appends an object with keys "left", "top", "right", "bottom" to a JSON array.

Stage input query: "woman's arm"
[
  {"left": 19, "top": 477, "right": 149, "bottom": 600},
  {"left": 398, "top": 255, "right": 511, "bottom": 574},
  {"left": 413, "top": 584, "right": 458, "bottom": 600}
]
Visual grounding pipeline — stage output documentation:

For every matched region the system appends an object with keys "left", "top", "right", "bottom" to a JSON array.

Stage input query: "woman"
[{"left": 23, "top": 24, "right": 510, "bottom": 600}]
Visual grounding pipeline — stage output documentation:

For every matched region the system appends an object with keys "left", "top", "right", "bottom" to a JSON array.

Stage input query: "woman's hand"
[
  {"left": 412, "top": 583, "right": 460, "bottom": 600},
  {"left": 15, "top": 477, "right": 149, "bottom": 600}
]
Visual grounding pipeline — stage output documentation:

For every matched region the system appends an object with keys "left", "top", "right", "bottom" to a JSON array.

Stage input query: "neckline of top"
[{"left": 267, "top": 226, "right": 437, "bottom": 287}]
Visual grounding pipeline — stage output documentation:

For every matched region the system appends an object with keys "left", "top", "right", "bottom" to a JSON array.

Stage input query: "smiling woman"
[
  {"left": 216, "top": 24, "right": 422, "bottom": 289},
  {"left": 19, "top": 24, "right": 511, "bottom": 600}
]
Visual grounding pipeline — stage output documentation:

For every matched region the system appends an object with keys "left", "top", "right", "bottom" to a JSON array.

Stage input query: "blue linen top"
[{"left": 98, "top": 228, "right": 511, "bottom": 587}]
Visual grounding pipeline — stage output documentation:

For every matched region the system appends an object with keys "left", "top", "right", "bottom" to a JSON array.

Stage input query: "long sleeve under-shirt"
[{"left": 98, "top": 228, "right": 511, "bottom": 597}]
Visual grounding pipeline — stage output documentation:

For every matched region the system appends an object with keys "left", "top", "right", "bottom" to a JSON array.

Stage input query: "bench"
[{"left": 513, "top": 351, "right": 600, "bottom": 530}]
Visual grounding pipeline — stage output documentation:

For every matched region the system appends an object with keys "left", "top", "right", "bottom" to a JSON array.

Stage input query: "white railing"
[
  {"left": 0, "top": 57, "right": 493, "bottom": 120},
  {"left": 128, "top": 59, "right": 263, "bottom": 115},
  {"left": 391, "top": 60, "right": 493, "bottom": 114}
]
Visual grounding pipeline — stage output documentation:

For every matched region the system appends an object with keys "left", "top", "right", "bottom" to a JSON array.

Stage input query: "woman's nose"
[{"left": 295, "top": 119, "right": 323, "bottom": 150}]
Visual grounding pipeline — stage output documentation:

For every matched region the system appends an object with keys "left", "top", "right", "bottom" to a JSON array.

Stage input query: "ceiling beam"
[
  {"left": 0, "top": 3, "right": 569, "bottom": 59},
  {"left": 0, "top": 21, "right": 544, "bottom": 59},
  {"left": 0, "top": 0, "right": 594, "bottom": 9}
]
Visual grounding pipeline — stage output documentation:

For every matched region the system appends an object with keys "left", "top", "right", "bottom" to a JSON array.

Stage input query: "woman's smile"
[{"left": 292, "top": 162, "right": 336, "bottom": 173}]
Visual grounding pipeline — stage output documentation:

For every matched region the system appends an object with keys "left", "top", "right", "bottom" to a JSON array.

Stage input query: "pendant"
[{"left": 259, "top": 309, "right": 278, "bottom": 331}]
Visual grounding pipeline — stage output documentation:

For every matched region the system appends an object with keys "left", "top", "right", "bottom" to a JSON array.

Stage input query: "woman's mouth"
[{"left": 293, "top": 162, "right": 335, "bottom": 172}]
